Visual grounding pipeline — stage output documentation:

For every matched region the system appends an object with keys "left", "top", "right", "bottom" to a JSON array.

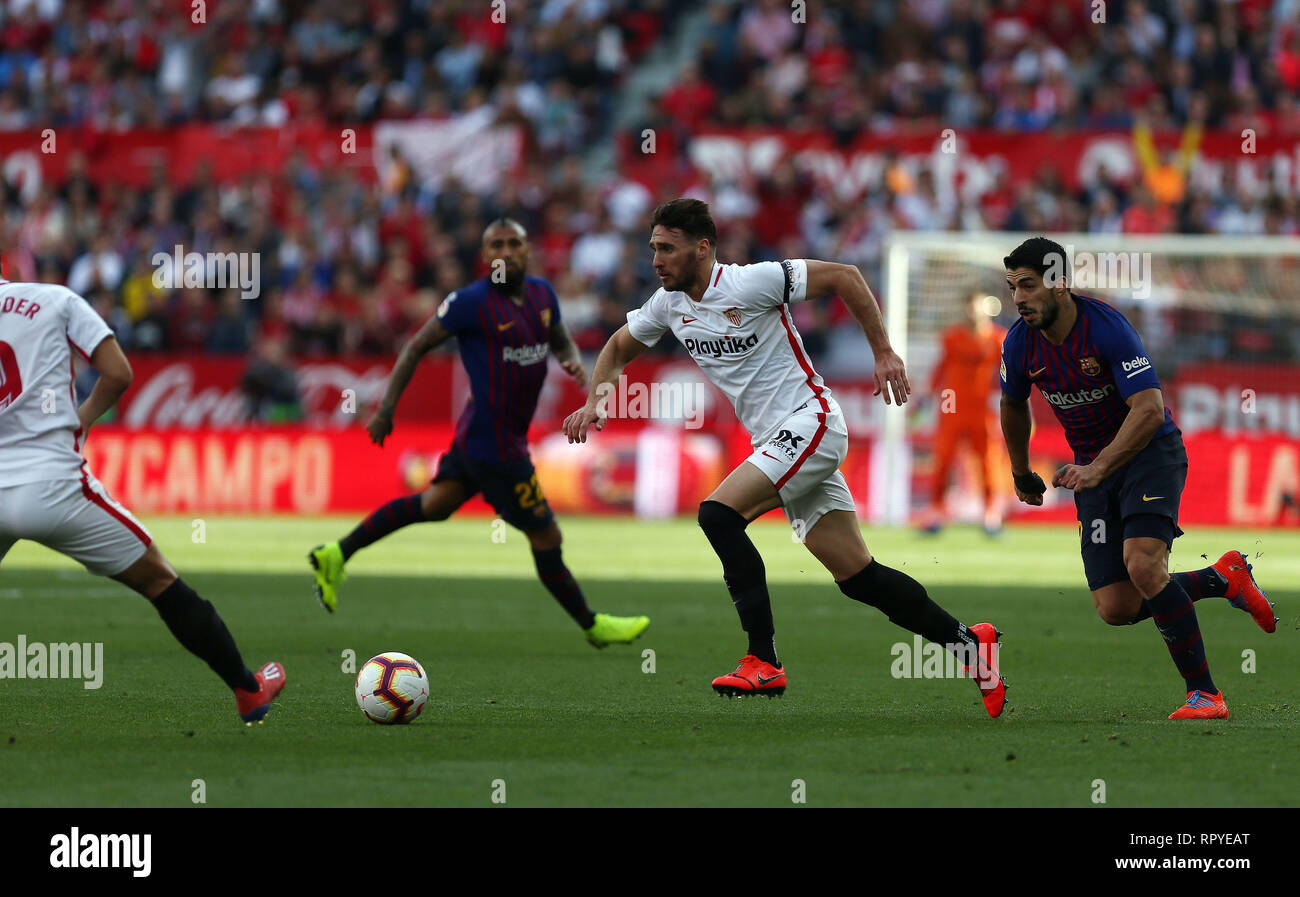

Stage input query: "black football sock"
[
  {"left": 1144, "top": 578, "right": 1216, "bottom": 694},
  {"left": 837, "top": 560, "right": 978, "bottom": 656},
  {"left": 532, "top": 547, "right": 596, "bottom": 629},
  {"left": 698, "top": 500, "right": 778, "bottom": 666},
  {"left": 339, "top": 493, "right": 426, "bottom": 561},
  {"left": 153, "top": 578, "right": 258, "bottom": 692},
  {"left": 1127, "top": 566, "right": 1227, "bottom": 623}
]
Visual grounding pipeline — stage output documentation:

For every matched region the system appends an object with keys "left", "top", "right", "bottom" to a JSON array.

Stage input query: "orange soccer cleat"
[
  {"left": 1213, "top": 550, "right": 1277, "bottom": 634},
  {"left": 235, "top": 661, "right": 287, "bottom": 724},
  {"left": 712, "top": 655, "right": 786, "bottom": 698},
  {"left": 964, "top": 623, "right": 1007, "bottom": 718},
  {"left": 1168, "top": 689, "right": 1229, "bottom": 720}
]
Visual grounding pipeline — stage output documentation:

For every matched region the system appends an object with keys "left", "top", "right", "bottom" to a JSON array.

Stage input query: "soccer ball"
[{"left": 355, "top": 652, "right": 429, "bottom": 724}]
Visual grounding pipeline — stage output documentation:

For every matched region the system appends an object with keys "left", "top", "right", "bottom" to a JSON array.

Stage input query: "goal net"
[{"left": 875, "top": 232, "right": 1300, "bottom": 528}]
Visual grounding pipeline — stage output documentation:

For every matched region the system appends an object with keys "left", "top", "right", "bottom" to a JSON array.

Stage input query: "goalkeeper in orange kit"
[{"left": 922, "top": 290, "right": 1007, "bottom": 535}]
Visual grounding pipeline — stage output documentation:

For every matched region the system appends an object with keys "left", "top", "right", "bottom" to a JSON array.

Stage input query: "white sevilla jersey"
[
  {"left": 627, "top": 259, "right": 836, "bottom": 445},
  {"left": 0, "top": 279, "right": 112, "bottom": 487}
]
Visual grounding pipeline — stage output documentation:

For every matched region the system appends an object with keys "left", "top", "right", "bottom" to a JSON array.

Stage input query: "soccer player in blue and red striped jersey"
[
  {"left": 309, "top": 219, "right": 649, "bottom": 649},
  {"left": 999, "top": 237, "right": 1277, "bottom": 720}
]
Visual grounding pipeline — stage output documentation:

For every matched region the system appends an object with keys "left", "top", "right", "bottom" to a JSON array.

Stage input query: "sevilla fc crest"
[
  {"left": 724, "top": 307, "right": 742, "bottom": 326},
  {"left": 1079, "top": 356, "right": 1100, "bottom": 376}
]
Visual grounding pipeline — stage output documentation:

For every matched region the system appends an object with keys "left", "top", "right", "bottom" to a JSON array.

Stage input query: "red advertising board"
[
  {"left": 75, "top": 354, "right": 1300, "bottom": 526},
  {"left": 78, "top": 424, "right": 736, "bottom": 516}
]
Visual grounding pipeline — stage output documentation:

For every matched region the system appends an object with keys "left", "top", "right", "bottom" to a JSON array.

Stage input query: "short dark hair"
[
  {"left": 1003, "top": 236, "right": 1069, "bottom": 286},
  {"left": 650, "top": 198, "right": 717, "bottom": 248}
]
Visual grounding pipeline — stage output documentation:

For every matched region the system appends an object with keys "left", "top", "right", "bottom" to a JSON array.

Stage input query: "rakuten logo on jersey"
[
  {"left": 1042, "top": 384, "right": 1116, "bottom": 408},
  {"left": 503, "top": 343, "right": 548, "bottom": 365},
  {"left": 1121, "top": 355, "right": 1152, "bottom": 377},
  {"left": 683, "top": 333, "right": 758, "bottom": 359}
]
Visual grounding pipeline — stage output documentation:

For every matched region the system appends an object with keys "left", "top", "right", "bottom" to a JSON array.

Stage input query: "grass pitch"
[{"left": 1, "top": 516, "right": 1296, "bottom": 807}]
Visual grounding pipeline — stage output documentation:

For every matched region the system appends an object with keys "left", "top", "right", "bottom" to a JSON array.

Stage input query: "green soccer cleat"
[
  {"left": 584, "top": 613, "right": 650, "bottom": 648},
  {"left": 308, "top": 542, "right": 347, "bottom": 612}
]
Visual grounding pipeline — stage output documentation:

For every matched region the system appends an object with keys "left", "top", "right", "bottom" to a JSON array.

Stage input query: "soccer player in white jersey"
[
  {"left": 564, "top": 199, "right": 1006, "bottom": 716},
  {"left": 0, "top": 273, "right": 285, "bottom": 724}
]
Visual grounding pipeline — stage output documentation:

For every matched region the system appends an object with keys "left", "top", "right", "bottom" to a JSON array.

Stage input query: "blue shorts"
[
  {"left": 1075, "top": 431, "right": 1187, "bottom": 591},
  {"left": 434, "top": 444, "right": 555, "bottom": 533}
]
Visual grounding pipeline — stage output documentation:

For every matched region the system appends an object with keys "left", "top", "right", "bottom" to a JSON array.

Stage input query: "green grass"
[{"left": 1, "top": 516, "right": 1296, "bottom": 807}]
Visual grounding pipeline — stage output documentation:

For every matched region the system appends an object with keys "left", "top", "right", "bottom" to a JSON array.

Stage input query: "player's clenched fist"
[
  {"left": 1012, "top": 470, "right": 1046, "bottom": 506},
  {"left": 366, "top": 408, "right": 394, "bottom": 446},
  {"left": 563, "top": 405, "right": 605, "bottom": 443}
]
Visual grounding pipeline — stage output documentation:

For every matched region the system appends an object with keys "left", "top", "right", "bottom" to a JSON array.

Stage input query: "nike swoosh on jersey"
[
  {"left": 1029, "top": 367, "right": 1047, "bottom": 378},
  {"left": 681, "top": 316, "right": 697, "bottom": 324},
  {"left": 1142, "top": 494, "right": 1163, "bottom": 501},
  {"left": 761, "top": 451, "right": 781, "bottom": 461},
  {"left": 497, "top": 321, "right": 515, "bottom": 331}
]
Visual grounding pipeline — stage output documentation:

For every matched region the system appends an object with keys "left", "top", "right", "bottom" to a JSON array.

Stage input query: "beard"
[
  {"left": 1026, "top": 298, "right": 1058, "bottom": 330},
  {"left": 501, "top": 268, "right": 525, "bottom": 291}
]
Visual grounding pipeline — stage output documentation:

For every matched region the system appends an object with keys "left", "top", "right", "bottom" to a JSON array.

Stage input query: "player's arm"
[
  {"left": 998, "top": 338, "right": 1045, "bottom": 505},
  {"left": 80, "top": 335, "right": 132, "bottom": 436},
  {"left": 1054, "top": 387, "right": 1165, "bottom": 490},
  {"left": 562, "top": 324, "right": 647, "bottom": 443},
  {"left": 804, "top": 259, "right": 909, "bottom": 404},
  {"left": 549, "top": 318, "right": 587, "bottom": 388},
  {"left": 1000, "top": 394, "right": 1044, "bottom": 506},
  {"left": 368, "top": 315, "right": 453, "bottom": 446}
]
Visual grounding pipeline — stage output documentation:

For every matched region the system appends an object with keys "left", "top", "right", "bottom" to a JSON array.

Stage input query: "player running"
[
  {"left": 999, "top": 236, "right": 1276, "bottom": 720},
  {"left": 309, "top": 219, "right": 649, "bottom": 648},
  {"left": 0, "top": 274, "right": 285, "bottom": 724},
  {"left": 563, "top": 199, "right": 1006, "bottom": 716}
]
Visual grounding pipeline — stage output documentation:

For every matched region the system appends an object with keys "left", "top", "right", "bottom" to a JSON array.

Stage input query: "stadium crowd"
[{"left": 0, "top": 0, "right": 1297, "bottom": 386}]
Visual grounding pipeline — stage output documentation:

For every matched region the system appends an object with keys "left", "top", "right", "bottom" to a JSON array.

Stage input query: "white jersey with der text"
[
  {"left": 0, "top": 279, "right": 112, "bottom": 487},
  {"left": 626, "top": 259, "right": 836, "bottom": 445}
]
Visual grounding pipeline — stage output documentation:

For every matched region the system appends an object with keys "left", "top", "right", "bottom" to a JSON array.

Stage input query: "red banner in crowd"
[
  {"left": 0, "top": 124, "right": 376, "bottom": 193},
  {"left": 0, "top": 118, "right": 529, "bottom": 197},
  {"left": 4, "top": 124, "right": 1294, "bottom": 200},
  {"left": 670, "top": 129, "right": 1300, "bottom": 200}
]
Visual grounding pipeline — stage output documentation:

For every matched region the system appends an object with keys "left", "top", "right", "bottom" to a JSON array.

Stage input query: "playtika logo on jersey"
[{"left": 683, "top": 333, "right": 759, "bottom": 359}]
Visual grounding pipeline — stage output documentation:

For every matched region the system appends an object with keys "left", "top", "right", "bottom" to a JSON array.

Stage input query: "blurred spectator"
[
  {"left": 241, "top": 337, "right": 302, "bottom": 422},
  {"left": 207, "top": 292, "right": 253, "bottom": 356}
]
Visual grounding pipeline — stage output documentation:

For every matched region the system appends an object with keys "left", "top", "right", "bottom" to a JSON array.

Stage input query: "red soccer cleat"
[
  {"left": 1213, "top": 550, "right": 1277, "bottom": 633},
  {"left": 1168, "top": 689, "right": 1229, "bottom": 720},
  {"left": 234, "top": 661, "right": 287, "bottom": 724},
  {"left": 964, "top": 623, "right": 1007, "bottom": 718},
  {"left": 712, "top": 655, "right": 786, "bottom": 698}
]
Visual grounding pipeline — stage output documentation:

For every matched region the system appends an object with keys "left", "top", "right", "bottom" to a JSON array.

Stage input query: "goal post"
[{"left": 874, "top": 231, "right": 1300, "bottom": 527}]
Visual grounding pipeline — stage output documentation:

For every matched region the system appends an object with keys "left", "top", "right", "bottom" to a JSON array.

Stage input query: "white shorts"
[
  {"left": 0, "top": 472, "right": 153, "bottom": 576},
  {"left": 746, "top": 401, "right": 856, "bottom": 536}
]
